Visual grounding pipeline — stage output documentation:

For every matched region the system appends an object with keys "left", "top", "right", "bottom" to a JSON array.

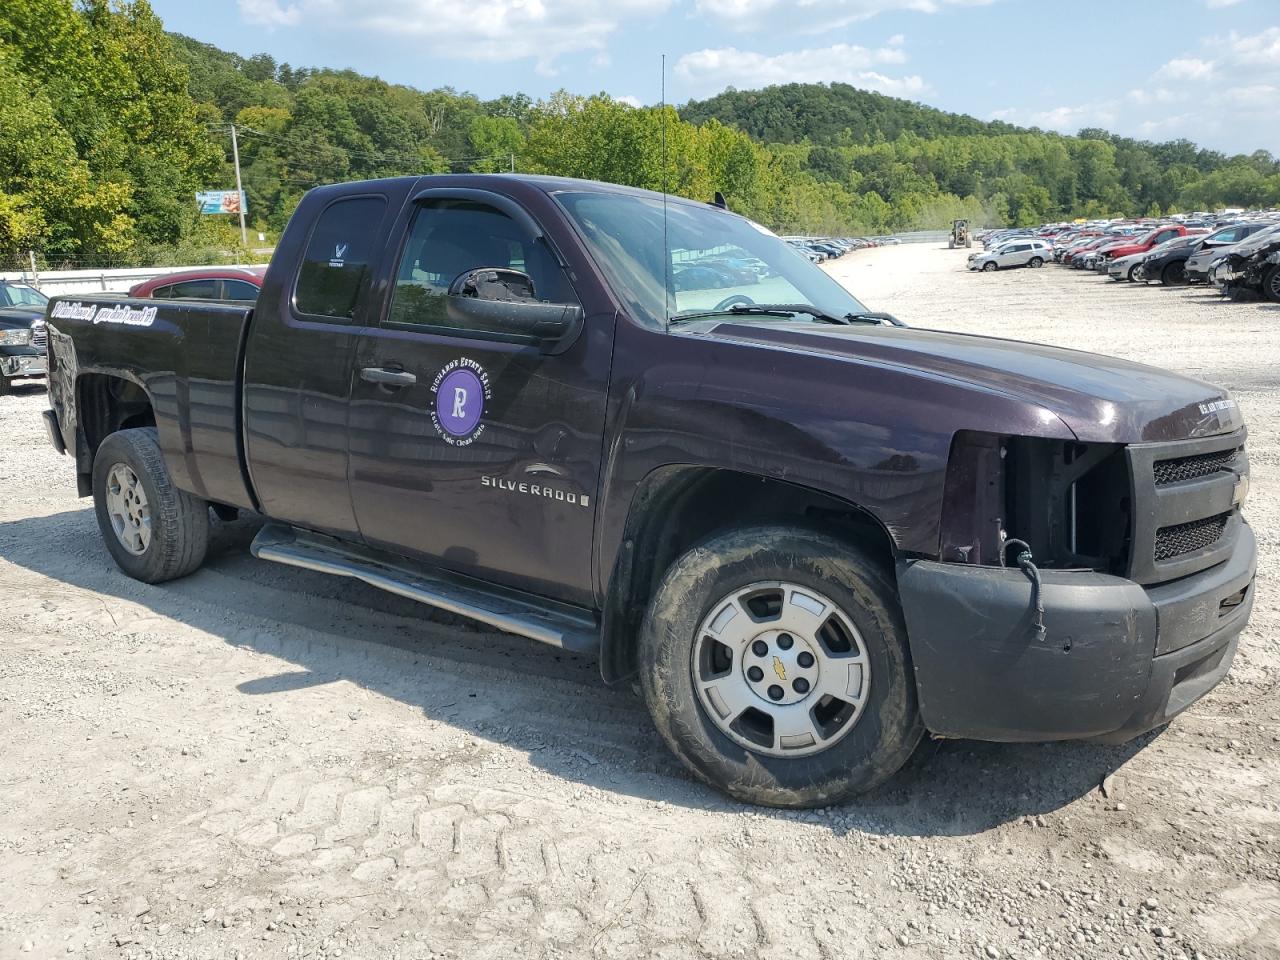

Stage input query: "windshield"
[
  {"left": 0, "top": 282, "right": 48, "bottom": 308},
  {"left": 555, "top": 191, "right": 868, "bottom": 327}
]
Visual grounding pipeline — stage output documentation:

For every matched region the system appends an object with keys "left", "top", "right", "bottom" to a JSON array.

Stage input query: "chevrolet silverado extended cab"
[{"left": 42, "top": 175, "right": 1256, "bottom": 807}]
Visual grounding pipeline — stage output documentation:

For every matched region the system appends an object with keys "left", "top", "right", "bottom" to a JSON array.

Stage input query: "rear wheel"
[
  {"left": 93, "top": 427, "right": 209, "bottom": 583},
  {"left": 1161, "top": 261, "right": 1187, "bottom": 286},
  {"left": 639, "top": 526, "right": 923, "bottom": 808}
]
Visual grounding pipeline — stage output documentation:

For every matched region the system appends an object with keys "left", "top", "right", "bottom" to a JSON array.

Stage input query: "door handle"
[{"left": 361, "top": 366, "right": 417, "bottom": 387}]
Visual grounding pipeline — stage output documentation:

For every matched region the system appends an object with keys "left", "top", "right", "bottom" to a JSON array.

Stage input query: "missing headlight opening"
[{"left": 940, "top": 431, "right": 1131, "bottom": 574}]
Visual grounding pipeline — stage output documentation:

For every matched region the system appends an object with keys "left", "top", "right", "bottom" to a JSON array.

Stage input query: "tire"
[
  {"left": 1161, "top": 261, "right": 1187, "bottom": 286},
  {"left": 982, "top": 261, "right": 997, "bottom": 272},
  {"left": 1126, "top": 264, "right": 1139, "bottom": 282},
  {"left": 638, "top": 526, "right": 924, "bottom": 808},
  {"left": 92, "top": 427, "right": 209, "bottom": 583},
  {"left": 0, "top": 375, "right": 10, "bottom": 398},
  {"left": 1028, "top": 256, "right": 1044, "bottom": 268},
  {"left": 948, "top": 239, "right": 955, "bottom": 249},
  {"left": 1263, "top": 265, "right": 1280, "bottom": 303}
]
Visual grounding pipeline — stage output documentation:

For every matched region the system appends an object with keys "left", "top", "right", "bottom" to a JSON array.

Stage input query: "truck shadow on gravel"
[{"left": 2, "top": 506, "right": 1150, "bottom": 837}]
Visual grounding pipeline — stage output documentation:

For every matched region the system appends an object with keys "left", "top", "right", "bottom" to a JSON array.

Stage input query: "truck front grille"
[
  {"left": 31, "top": 327, "right": 47, "bottom": 350},
  {"left": 1154, "top": 512, "right": 1230, "bottom": 561},
  {"left": 1154, "top": 449, "right": 1236, "bottom": 486},
  {"left": 1125, "top": 428, "right": 1247, "bottom": 585}
]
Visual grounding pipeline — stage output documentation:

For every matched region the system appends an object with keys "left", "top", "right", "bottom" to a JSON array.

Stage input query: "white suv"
[{"left": 969, "top": 240, "right": 1050, "bottom": 272}]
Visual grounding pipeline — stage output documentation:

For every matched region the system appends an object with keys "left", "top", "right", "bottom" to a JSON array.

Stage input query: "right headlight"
[{"left": 0, "top": 328, "right": 31, "bottom": 346}]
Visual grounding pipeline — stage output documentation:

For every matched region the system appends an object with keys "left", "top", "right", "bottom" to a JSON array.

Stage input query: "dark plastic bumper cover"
[{"left": 897, "top": 523, "right": 1256, "bottom": 743}]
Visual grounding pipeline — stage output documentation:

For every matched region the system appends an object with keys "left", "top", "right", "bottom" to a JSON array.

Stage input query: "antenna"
[{"left": 661, "top": 53, "right": 671, "bottom": 329}]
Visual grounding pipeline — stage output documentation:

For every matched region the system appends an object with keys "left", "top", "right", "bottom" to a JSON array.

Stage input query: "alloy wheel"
[
  {"left": 691, "top": 581, "right": 872, "bottom": 757},
  {"left": 105, "top": 463, "right": 151, "bottom": 555}
]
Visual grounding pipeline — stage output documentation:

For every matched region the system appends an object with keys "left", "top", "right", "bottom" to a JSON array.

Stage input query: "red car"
[
  {"left": 1098, "top": 225, "right": 1196, "bottom": 263},
  {"left": 128, "top": 267, "right": 266, "bottom": 301}
]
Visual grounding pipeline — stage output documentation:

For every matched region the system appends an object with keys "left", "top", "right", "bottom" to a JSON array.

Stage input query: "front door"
[{"left": 347, "top": 191, "right": 615, "bottom": 607}]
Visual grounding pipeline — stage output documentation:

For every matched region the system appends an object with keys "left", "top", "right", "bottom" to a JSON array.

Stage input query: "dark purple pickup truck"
[{"left": 42, "top": 175, "right": 1255, "bottom": 807}]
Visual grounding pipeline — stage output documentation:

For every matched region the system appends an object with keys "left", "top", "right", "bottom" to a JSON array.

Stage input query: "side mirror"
[{"left": 445, "top": 268, "right": 583, "bottom": 353}]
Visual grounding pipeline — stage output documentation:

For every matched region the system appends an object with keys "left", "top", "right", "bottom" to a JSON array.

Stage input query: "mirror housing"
[{"left": 445, "top": 268, "right": 583, "bottom": 353}]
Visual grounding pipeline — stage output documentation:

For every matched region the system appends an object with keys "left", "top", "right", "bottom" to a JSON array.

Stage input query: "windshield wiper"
[{"left": 671, "top": 303, "right": 902, "bottom": 326}]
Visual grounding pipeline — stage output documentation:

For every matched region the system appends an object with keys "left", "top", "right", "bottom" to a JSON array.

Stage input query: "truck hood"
[
  {"left": 706, "top": 321, "right": 1241, "bottom": 443},
  {"left": 0, "top": 306, "right": 44, "bottom": 329}
]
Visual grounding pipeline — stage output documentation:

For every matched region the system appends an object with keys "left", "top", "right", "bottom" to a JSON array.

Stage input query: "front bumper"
[
  {"left": 897, "top": 522, "right": 1256, "bottom": 742},
  {"left": 1, "top": 352, "right": 46, "bottom": 379}
]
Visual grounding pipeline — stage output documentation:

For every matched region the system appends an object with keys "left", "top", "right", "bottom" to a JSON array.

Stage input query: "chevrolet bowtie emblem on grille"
[{"left": 772, "top": 656, "right": 787, "bottom": 682}]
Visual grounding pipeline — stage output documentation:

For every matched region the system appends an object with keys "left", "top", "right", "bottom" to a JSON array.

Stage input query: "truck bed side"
[{"left": 45, "top": 297, "right": 257, "bottom": 510}]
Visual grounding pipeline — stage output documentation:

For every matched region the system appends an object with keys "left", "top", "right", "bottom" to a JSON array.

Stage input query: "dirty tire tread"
[
  {"left": 638, "top": 525, "right": 924, "bottom": 808},
  {"left": 93, "top": 427, "right": 209, "bottom": 583}
]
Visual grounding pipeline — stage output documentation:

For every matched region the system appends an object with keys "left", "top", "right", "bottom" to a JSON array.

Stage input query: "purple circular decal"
[{"left": 435, "top": 368, "right": 485, "bottom": 437}]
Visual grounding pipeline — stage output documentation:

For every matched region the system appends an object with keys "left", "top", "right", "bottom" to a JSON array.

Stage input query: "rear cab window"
[{"left": 294, "top": 196, "right": 388, "bottom": 321}]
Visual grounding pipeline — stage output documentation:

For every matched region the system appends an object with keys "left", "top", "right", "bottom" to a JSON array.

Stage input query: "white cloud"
[
  {"left": 238, "top": 0, "right": 302, "bottom": 27},
  {"left": 675, "top": 43, "right": 923, "bottom": 98},
  {"left": 1225, "top": 26, "right": 1280, "bottom": 67},
  {"left": 996, "top": 25, "right": 1280, "bottom": 154},
  {"left": 693, "top": 0, "right": 995, "bottom": 30},
  {"left": 1029, "top": 103, "right": 1116, "bottom": 132},
  {"left": 1154, "top": 57, "right": 1214, "bottom": 81},
  {"left": 616, "top": 94, "right": 643, "bottom": 107},
  {"left": 237, "top": 0, "right": 670, "bottom": 71}
]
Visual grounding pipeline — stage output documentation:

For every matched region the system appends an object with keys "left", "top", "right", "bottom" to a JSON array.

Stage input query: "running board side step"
[{"left": 250, "top": 524, "right": 599, "bottom": 654}]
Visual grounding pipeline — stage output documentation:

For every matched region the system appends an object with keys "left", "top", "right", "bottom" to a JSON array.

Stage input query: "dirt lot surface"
[{"left": 1, "top": 244, "right": 1277, "bottom": 960}]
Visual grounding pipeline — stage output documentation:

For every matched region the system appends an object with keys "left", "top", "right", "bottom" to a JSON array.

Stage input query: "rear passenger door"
[
  {"left": 346, "top": 189, "right": 616, "bottom": 607},
  {"left": 243, "top": 191, "right": 400, "bottom": 539}
]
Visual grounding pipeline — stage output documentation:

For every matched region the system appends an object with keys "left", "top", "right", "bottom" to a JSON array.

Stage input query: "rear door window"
[
  {"left": 224, "top": 279, "right": 260, "bottom": 301},
  {"left": 295, "top": 196, "right": 387, "bottom": 321},
  {"left": 169, "top": 279, "right": 220, "bottom": 300}
]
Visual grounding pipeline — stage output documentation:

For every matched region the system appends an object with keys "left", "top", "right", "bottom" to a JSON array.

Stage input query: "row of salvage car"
[{"left": 974, "top": 217, "right": 1280, "bottom": 301}]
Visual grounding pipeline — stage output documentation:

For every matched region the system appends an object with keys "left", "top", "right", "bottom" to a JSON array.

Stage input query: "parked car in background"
[
  {"left": 1216, "top": 226, "right": 1280, "bottom": 298},
  {"left": 1185, "top": 222, "right": 1279, "bottom": 282},
  {"left": 1137, "top": 231, "right": 1210, "bottom": 285},
  {"left": 1092, "top": 224, "right": 1194, "bottom": 271},
  {"left": 969, "top": 240, "right": 1049, "bottom": 271},
  {"left": 0, "top": 279, "right": 49, "bottom": 396},
  {"left": 1225, "top": 233, "right": 1280, "bottom": 302},
  {"left": 128, "top": 267, "right": 266, "bottom": 301}
]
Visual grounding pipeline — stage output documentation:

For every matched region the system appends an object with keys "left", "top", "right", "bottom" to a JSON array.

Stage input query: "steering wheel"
[{"left": 713, "top": 294, "right": 755, "bottom": 311}]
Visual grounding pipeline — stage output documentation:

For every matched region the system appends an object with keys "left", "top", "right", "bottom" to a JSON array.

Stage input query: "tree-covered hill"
[
  {"left": 680, "top": 82, "right": 1027, "bottom": 145},
  {"left": 3, "top": 0, "right": 1279, "bottom": 267}
]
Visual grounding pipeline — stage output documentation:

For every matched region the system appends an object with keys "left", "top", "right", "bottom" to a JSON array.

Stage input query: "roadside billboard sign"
[{"left": 196, "top": 190, "right": 247, "bottom": 215}]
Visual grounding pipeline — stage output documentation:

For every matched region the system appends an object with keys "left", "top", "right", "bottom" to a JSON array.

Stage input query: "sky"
[{"left": 151, "top": 0, "right": 1280, "bottom": 156}]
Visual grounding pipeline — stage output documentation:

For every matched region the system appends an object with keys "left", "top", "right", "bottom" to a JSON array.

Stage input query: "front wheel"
[
  {"left": 982, "top": 261, "right": 997, "bottom": 272},
  {"left": 1028, "top": 256, "right": 1044, "bottom": 268},
  {"left": 638, "top": 526, "right": 923, "bottom": 808},
  {"left": 1263, "top": 265, "right": 1280, "bottom": 303},
  {"left": 1161, "top": 261, "right": 1187, "bottom": 286},
  {"left": 93, "top": 427, "right": 209, "bottom": 583}
]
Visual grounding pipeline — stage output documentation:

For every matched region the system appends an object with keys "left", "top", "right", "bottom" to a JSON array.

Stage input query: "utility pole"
[{"left": 230, "top": 124, "right": 248, "bottom": 249}]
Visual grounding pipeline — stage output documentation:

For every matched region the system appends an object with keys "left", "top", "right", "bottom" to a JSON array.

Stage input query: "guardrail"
[{"left": 1, "top": 264, "right": 266, "bottom": 297}]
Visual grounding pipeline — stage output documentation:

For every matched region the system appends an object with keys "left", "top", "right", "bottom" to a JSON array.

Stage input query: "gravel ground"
[{"left": 1, "top": 243, "right": 1277, "bottom": 960}]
